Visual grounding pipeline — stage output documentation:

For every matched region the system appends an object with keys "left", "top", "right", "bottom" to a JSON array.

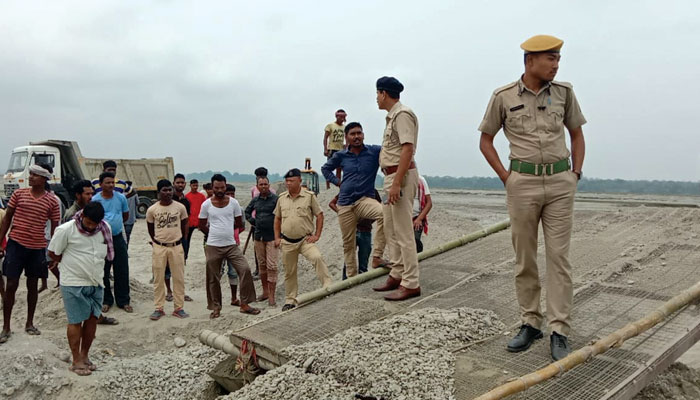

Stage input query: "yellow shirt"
[
  {"left": 380, "top": 102, "right": 419, "bottom": 169},
  {"left": 325, "top": 122, "right": 345, "bottom": 151},
  {"left": 146, "top": 201, "right": 188, "bottom": 243},
  {"left": 478, "top": 78, "right": 587, "bottom": 164},
  {"left": 274, "top": 189, "right": 321, "bottom": 239}
]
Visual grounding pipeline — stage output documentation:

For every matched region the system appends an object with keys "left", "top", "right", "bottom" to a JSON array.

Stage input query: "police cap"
[
  {"left": 284, "top": 168, "right": 301, "bottom": 179},
  {"left": 520, "top": 35, "right": 563, "bottom": 54},
  {"left": 376, "top": 76, "right": 404, "bottom": 94}
]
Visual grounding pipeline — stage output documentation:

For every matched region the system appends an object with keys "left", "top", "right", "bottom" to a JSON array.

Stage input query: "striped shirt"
[
  {"left": 91, "top": 177, "right": 133, "bottom": 195},
  {"left": 7, "top": 188, "right": 61, "bottom": 249}
]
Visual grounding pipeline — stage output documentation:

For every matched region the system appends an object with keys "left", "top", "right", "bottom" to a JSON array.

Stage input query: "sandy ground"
[{"left": 0, "top": 186, "right": 699, "bottom": 399}]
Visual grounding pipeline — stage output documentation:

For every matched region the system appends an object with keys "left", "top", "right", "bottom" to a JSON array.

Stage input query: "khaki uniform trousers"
[
  {"left": 152, "top": 244, "right": 185, "bottom": 310},
  {"left": 383, "top": 168, "right": 420, "bottom": 289},
  {"left": 254, "top": 240, "right": 279, "bottom": 283},
  {"left": 205, "top": 244, "right": 256, "bottom": 310},
  {"left": 281, "top": 239, "right": 333, "bottom": 305},
  {"left": 337, "top": 196, "right": 386, "bottom": 278},
  {"left": 506, "top": 170, "right": 578, "bottom": 336}
]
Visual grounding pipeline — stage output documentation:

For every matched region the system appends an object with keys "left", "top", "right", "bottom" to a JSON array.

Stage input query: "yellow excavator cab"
[{"left": 300, "top": 157, "right": 320, "bottom": 195}]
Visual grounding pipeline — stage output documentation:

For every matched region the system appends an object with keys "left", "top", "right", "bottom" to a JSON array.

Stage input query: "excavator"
[
  {"left": 300, "top": 158, "right": 320, "bottom": 195},
  {"left": 269, "top": 158, "right": 320, "bottom": 196}
]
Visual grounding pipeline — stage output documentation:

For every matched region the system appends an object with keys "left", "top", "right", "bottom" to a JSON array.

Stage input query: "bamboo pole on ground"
[
  {"left": 474, "top": 280, "right": 700, "bottom": 400},
  {"left": 199, "top": 329, "right": 278, "bottom": 371},
  {"left": 295, "top": 219, "right": 511, "bottom": 305}
]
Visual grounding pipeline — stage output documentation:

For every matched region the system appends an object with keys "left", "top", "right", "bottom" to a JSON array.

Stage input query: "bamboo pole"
[
  {"left": 199, "top": 329, "right": 278, "bottom": 371},
  {"left": 295, "top": 219, "right": 511, "bottom": 305},
  {"left": 474, "top": 280, "right": 700, "bottom": 400}
]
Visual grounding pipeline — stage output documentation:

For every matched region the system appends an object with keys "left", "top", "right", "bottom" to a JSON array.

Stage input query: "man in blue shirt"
[
  {"left": 92, "top": 172, "right": 132, "bottom": 313},
  {"left": 322, "top": 122, "right": 387, "bottom": 278}
]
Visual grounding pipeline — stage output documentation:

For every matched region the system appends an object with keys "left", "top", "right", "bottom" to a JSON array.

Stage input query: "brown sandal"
[
  {"left": 209, "top": 309, "right": 221, "bottom": 319},
  {"left": 69, "top": 365, "right": 92, "bottom": 376},
  {"left": 240, "top": 306, "right": 261, "bottom": 315}
]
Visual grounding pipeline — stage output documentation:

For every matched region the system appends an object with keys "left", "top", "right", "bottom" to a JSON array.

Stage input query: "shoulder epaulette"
[
  {"left": 493, "top": 81, "right": 518, "bottom": 95},
  {"left": 551, "top": 80, "right": 573, "bottom": 89}
]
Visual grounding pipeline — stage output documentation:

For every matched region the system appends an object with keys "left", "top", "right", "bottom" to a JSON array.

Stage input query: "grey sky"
[{"left": 1, "top": 1, "right": 698, "bottom": 181}]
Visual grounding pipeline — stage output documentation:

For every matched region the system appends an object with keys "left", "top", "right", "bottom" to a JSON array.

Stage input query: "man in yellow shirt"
[{"left": 323, "top": 109, "right": 347, "bottom": 189}]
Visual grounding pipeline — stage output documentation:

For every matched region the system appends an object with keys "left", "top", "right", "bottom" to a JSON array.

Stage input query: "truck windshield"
[{"left": 7, "top": 151, "right": 28, "bottom": 173}]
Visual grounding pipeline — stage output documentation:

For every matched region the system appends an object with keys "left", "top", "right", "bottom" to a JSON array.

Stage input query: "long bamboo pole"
[
  {"left": 474, "top": 280, "right": 700, "bottom": 400},
  {"left": 295, "top": 219, "right": 511, "bottom": 305}
]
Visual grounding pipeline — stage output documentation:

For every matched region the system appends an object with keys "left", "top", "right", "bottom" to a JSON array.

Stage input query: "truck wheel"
[{"left": 137, "top": 197, "right": 153, "bottom": 219}]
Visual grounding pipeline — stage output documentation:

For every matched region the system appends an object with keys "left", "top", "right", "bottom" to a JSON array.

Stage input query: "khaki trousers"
[
  {"left": 254, "top": 240, "right": 279, "bottom": 282},
  {"left": 205, "top": 244, "right": 256, "bottom": 310},
  {"left": 337, "top": 196, "right": 386, "bottom": 278},
  {"left": 281, "top": 239, "right": 333, "bottom": 305},
  {"left": 152, "top": 244, "right": 185, "bottom": 310},
  {"left": 383, "top": 168, "right": 420, "bottom": 289},
  {"left": 506, "top": 170, "right": 578, "bottom": 336}
]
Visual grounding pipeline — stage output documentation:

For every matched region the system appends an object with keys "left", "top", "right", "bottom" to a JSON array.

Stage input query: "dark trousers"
[
  {"left": 185, "top": 227, "right": 197, "bottom": 259},
  {"left": 414, "top": 228, "right": 424, "bottom": 253},
  {"left": 124, "top": 223, "right": 134, "bottom": 247},
  {"left": 103, "top": 233, "right": 130, "bottom": 307},
  {"left": 342, "top": 231, "right": 372, "bottom": 280}
]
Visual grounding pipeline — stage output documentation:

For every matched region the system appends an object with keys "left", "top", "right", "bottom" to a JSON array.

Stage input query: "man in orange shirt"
[{"left": 185, "top": 179, "right": 206, "bottom": 245}]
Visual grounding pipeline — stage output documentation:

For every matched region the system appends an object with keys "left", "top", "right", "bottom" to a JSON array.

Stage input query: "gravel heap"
[
  {"left": 224, "top": 307, "right": 505, "bottom": 400},
  {"left": 633, "top": 363, "right": 700, "bottom": 400},
  {"left": 1, "top": 352, "right": 72, "bottom": 398},
  {"left": 99, "top": 344, "right": 226, "bottom": 400}
]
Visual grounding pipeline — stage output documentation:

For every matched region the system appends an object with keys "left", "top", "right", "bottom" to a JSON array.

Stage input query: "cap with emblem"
[
  {"left": 376, "top": 76, "right": 404, "bottom": 94},
  {"left": 284, "top": 168, "right": 301, "bottom": 179},
  {"left": 520, "top": 35, "right": 563, "bottom": 54}
]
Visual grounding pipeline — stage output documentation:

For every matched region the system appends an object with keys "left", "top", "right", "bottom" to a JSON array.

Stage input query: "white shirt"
[
  {"left": 48, "top": 220, "right": 111, "bottom": 287},
  {"left": 199, "top": 196, "right": 242, "bottom": 247},
  {"left": 413, "top": 175, "right": 431, "bottom": 217}
]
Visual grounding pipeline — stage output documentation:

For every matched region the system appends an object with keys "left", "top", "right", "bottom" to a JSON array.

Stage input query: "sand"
[{"left": 0, "top": 186, "right": 698, "bottom": 399}]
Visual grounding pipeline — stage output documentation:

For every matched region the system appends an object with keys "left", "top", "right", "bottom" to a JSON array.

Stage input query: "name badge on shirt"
[{"left": 509, "top": 104, "right": 525, "bottom": 112}]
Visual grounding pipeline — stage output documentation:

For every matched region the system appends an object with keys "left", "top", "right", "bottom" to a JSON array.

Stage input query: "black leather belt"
[
  {"left": 281, "top": 234, "right": 305, "bottom": 243},
  {"left": 153, "top": 239, "right": 182, "bottom": 247}
]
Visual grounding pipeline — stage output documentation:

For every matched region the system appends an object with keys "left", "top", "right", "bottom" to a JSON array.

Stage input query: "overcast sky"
[{"left": 1, "top": 1, "right": 698, "bottom": 181}]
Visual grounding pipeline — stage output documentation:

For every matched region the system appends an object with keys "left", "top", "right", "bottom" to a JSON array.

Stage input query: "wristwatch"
[{"left": 573, "top": 170, "right": 582, "bottom": 180}]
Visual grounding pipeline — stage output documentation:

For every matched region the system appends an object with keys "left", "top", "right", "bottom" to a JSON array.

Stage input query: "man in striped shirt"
[
  {"left": 91, "top": 160, "right": 134, "bottom": 196},
  {"left": 0, "top": 164, "right": 61, "bottom": 343}
]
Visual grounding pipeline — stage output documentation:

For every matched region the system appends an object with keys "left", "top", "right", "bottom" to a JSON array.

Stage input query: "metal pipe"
[
  {"left": 296, "top": 219, "right": 511, "bottom": 305},
  {"left": 199, "top": 329, "right": 278, "bottom": 371},
  {"left": 474, "top": 279, "right": 700, "bottom": 400}
]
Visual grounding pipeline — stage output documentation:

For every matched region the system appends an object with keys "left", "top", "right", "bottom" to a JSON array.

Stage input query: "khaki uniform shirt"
[
  {"left": 479, "top": 78, "right": 586, "bottom": 164},
  {"left": 379, "top": 102, "right": 419, "bottom": 169},
  {"left": 274, "top": 189, "right": 322, "bottom": 239}
]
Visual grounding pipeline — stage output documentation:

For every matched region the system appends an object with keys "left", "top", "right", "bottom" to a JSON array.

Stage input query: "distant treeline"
[{"left": 186, "top": 170, "right": 700, "bottom": 196}]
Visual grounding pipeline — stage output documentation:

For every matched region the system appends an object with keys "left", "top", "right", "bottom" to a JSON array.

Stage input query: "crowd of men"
[{"left": 0, "top": 34, "right": 587, "bottom": 374}]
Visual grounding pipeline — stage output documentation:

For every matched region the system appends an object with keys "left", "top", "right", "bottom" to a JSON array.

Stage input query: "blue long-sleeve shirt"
[{"left": 321, "top": 145, "right": 381, "bottom": 206}]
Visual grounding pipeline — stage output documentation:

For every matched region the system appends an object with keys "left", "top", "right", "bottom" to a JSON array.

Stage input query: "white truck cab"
[
  {"left": 4, "top": 145, "right": 62, "bottom": 198},
  {"left": 3, "top": 140, "right": 174, "bottom": 218}
]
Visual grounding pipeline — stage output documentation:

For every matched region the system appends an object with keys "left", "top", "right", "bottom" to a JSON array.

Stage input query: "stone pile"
[
  {"left": 99, "top": 344, "right": 225, "bottom": 400},
  {"left": 224, "top": 307, "right": 505, "bottom": 400}
]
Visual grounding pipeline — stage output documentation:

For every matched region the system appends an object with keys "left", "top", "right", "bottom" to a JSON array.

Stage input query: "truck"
[{"left": 3, "top": 140, "right": 174, "bottom": 218}]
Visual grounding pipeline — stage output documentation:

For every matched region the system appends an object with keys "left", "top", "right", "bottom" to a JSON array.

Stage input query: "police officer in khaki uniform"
[
  {"left": 274, "top": 168, "right": 333, "bottom": 311},
  {"left": 479, "top": 35, "right": 586, "bottom": 360},
  {"left": 372, "top": 76, "right": 421, "bottom": 301}
]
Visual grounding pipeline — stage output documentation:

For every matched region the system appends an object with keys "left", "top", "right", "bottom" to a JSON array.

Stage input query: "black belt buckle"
[{"left": 281, "top": 234, "right": 304, "bottom": 243}]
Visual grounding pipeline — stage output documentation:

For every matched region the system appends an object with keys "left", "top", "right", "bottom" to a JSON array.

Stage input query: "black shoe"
[
  {"left": 550, "top": 332, "right": 570, "bottom": 361},
  {"left": 281, "top": 304, "right": 296, "bottom": 312},
  {"left": 507, "top": 324, "right": 543, "bottom": 353}
]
